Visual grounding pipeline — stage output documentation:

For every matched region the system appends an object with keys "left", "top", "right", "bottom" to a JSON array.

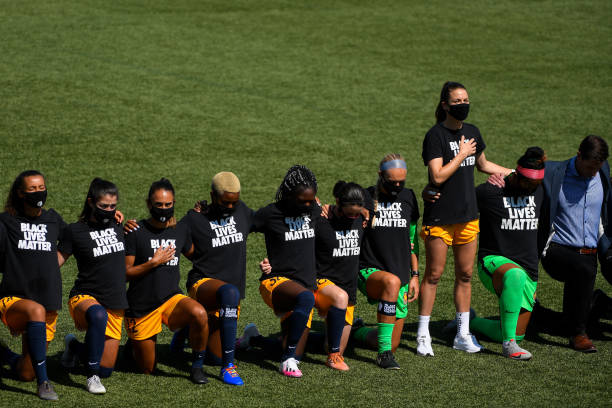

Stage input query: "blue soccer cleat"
[{"left": 220, "top": 363, "right": 244, "bottom": 386}]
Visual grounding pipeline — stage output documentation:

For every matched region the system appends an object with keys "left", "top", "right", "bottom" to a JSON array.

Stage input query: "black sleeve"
[
  {"left": 124, "top": 224, "right": 139, "bottom": 256},
  {"left": 422, "top": 131, "right": 443, "bottom": 165},
  {"left": 363, "top": 189, "right": 375, "bottom": 212},
  {"left": 50, "top": 209, "right": 69, "bottom": 236},
  {"left": 181, "top": 223, "right": 193, "bottom": 254},
  {"left": 251, "top": 206, "right": 269, "bottom": 233},
  {"left": 475, "top": 128, "right": 486, "bottom": 155},
  {"left": 409, "top": 190, "right": 420, "bottom": 221},
  {"left": 57, "top": 225, "right": 74, "bottom": 255},
  {"left": 0, "top": 222, "right": 6, "bottom": 257},
  {"left": 247, "top": 206, "right": 257, "bottom": 233},
  {"left": 475, "top": 184, "right": 485, "bottom": 211}
]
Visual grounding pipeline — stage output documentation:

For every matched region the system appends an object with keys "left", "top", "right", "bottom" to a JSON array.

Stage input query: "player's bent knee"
[
  {"left": 333, "top": 289, "right": 349, "bottom": 308},
  {"left": 217, "top": 283, "right": 240, "bottom": 306},
  {"left": 295, "top": 290, "right": 315, "bottom": 310},
  {"left": 26, "top": 302, "right": 46, "bottom": 322}
]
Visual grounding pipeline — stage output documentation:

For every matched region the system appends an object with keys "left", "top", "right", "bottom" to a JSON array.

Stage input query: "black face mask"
[
  {"left": 447, "top": 103, "right": 470, "bottom": 121},
  {"left": 23, "top": 190, "right": 47, "bottom": 208},
  {"left": 93, "top": 206, "right": 116, "bottom": 225},
  {"left": 212, "top": 203, "right": 236, "bottom": 218},
  {"left": 150, "top": 206, "right": 174, "bottom": 223},
  {"left": 380, "top": 178, "right": 405, "bottom": 196}
]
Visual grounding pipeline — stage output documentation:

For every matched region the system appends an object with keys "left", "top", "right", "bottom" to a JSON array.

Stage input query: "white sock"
[
  {"left": 417, "top": 315, "right": 430, "bottom": 338},
  {"left": 456, "top": 312, "right": 470, "bottom": 336}
]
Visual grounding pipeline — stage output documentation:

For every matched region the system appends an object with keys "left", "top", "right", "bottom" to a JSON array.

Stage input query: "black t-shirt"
[
  {"left": 422, "top": 122, "right": 486, "bottom": 225},
  {"left": 184, "top": 201, "right": 254, "bottom": 299},
  {"left": 124, "top": 219, "right": 193, "bottom": 317},
  {"left": 359, "top": 187, "right": 419, "bottom": 286},
  {"left": 315, "top": 215, "right": 364, "bottom": 303},
  {"left": 0, "top": 209, "right": 67, "bottom": 310},
  {"left": 476, "top": 182, "right": 543, "bottom": 281},
  {"left": 252, "top": 202, "right": 320, "bottom": 290},
  {"left": 59, "top": 221, "right": 128, "bottom": 310}
]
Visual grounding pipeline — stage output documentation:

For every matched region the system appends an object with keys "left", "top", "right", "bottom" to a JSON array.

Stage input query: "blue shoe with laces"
[{"left": 220, "top": 363, "right": 244, "bottom": 386}]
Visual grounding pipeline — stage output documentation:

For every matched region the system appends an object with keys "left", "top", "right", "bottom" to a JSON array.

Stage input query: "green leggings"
[{"left": 471, "top": 255, "right": 537, "bottom": 343}]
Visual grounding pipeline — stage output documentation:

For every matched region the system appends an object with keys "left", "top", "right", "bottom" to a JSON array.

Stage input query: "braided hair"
[
  {"left": 435, "top": 81, "right": 466, "bottom": 123},
  {"left": 275, "top": 165, "right": 317, "bottom": 202}
]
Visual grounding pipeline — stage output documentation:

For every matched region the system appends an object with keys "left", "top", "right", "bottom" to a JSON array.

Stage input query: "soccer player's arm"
[
  {"left": 57, "top": 224, "right": 72, "bottom": 267},
  {"left": 125, "top": 228, "right": 176, "bottom": 281}
]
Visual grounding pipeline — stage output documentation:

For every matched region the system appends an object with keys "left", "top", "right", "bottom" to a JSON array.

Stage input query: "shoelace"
[{"left": 223, "top": 366, "right": 239, "bottom": 377}]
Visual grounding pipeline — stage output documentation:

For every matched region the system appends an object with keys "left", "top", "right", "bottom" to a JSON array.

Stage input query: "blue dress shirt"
[{"left": 551, "top": 156, "right": 604, "bottom": 248}]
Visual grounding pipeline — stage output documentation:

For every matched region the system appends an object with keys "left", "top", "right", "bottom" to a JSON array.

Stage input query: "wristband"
[{"left": 411, "top": 270, "right": 420, "bottom": 278}]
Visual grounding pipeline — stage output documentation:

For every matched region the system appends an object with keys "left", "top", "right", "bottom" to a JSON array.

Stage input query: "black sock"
[
  {"left": 326, "top": 306, "right": 346, "bottom": 354},
  {"left": 217, "top": 284, "right": 240, "bottom": 367},
  {"left": 25, "top": 321, "right": 48, "bottom": 384},
  {"left": 84, "top": 305, "right": 108, "bottom": 377},
  {"left": 282, "top": 291, "right": 314, "bottom": 361}
]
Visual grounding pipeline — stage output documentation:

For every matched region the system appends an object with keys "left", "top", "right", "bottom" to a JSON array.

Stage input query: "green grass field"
[{"left": 1, "top": 0, "right": 611, "bottom": 406}]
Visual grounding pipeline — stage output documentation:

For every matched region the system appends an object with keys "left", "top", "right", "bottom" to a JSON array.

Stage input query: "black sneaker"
[
  {"left": 37, "top": 381, "right": 59, "bottom": 400},
  {"left": 190, "top": 367, "right": 209, "bottom": 384},
  {"left": 376, "top": 350, "right": 400, "bottom": 370}
]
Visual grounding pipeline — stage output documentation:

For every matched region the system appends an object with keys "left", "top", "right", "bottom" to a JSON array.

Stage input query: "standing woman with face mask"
[
  {"left": 353, "top": 154, "right": 420, "bottom": 369},
  {"left": 58, "top": 178, "right": 128, "bottom": 394},
  {"left": 417, "top": 81, "right": 512, "bottom": 356},
  {"left": 0, "top": 170, "right": 66, "bottom": 400},
  {"left": 122, "top": 178, "right": 210, "bottom": 384},
  {"left": 251, "top": 165, "right": 318, "bottom": 378}
]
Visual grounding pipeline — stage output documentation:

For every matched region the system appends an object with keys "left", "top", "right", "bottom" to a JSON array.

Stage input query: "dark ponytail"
[
  {"left": 79, "top": 178, "right": 119, "bottom": 222},
  {"left": 333, "top": 181, "right": 365, "bottom": 207},
  {"left": 517, "top": 147, "right": 546, "bottom": 170},
  {"left": 148, "top": 178, "right": 175, "bottom": 202},
  {"left": 4, "top": 170, "right": 45, "bottom": 216},
  {"left": 435, "top": 81, "right": 466, "bottom": 123}
]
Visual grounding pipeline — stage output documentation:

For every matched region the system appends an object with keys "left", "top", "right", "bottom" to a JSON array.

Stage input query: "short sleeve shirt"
[
  {"left": 184, "top": 201, "right": 254, "bottom": 299},
  {"left": 124, "top": 219, "right": 192, "bottom": 317},
  {"left": 315, "top": 215, "right": 364, "bottom": 303},
  {"left": 422, "top": 122, "right": 486, "bottom": 225},
  {"left": 59, "top": 221, "right": 128, "bottom": 310},
  {"left": 0, "top": 209, "right": 67, "bottom": 310},
  {"left": 252, "top": 202, "right": 320, "bottom": 290},
  {"left": 476, "top": 182, "right": 543, "bottom": 281},
  {"left": 359, "top": 187, "right": 420, "bottom": 285}
]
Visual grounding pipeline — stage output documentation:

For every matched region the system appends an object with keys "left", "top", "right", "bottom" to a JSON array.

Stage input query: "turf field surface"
[{"left": 0, "top": 1, "right": 611, "bottom": 406}]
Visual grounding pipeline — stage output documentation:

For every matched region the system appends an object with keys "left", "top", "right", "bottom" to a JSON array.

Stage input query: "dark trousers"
[{"left": 541, "top": 242, "right": 598, "bottom": 336}]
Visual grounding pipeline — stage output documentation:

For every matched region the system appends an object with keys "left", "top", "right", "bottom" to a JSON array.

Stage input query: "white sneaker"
[
  {"left": 86, "top": 375, "right": 106, "bottom": 394},
  {"left": 61, "top": 334, "right": 78, "bottom": 368},
  {"left": 236, "top": 323, "right": 260, "bottom": 350},
  {"left": 416, "top": 335, "right": 434, "bottom": 356},
  {"left": 279, "top": 357, "right": 302, "bottom": 378},
  {"left": 453, "top": 333, "right": 484, "bottom": 353}
]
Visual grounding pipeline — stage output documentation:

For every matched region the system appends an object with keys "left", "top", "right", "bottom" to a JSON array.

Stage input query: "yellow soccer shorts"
[
  {"left": 421, "top": 219, "right": 480, "bottom": 246},
  {"left": 260, "top": 277, "right": 314, "bottom": 327},
  {"left": 0, "top": 296, "right": 57, "bottom": 341},
  {"left": 124, "top": 294, "right": 187, "bottom": 340},
  {"left": 68, "top": 294, "right": 124, "bottom": 340}
]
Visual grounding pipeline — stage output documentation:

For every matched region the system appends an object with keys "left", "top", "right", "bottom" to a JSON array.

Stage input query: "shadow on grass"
[
  {"left": 47, "top": 351, "right": 86, "bottom": 391},
  {"left": 0, "top": 368, "right": 38, "bottom": 398}
]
